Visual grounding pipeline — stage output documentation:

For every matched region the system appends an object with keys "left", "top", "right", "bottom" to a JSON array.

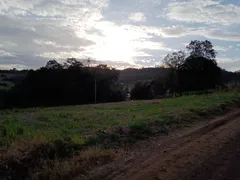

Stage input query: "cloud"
[
  {"left": 0, "top": 0, "right": 108, "bottom": 17},
  {"left": 37, "top": 51, "right": 82, "bottom": 59},
  {"left": 214, "top": 46, "right": 230, "bottom": 52},
  {"left": 80, "top": 21, "right": 173, "bottom": 63},
  {"left": 217, "top": 57, "right": 239, "bottom": 64},
  {"left": 0, "top": 64, "right": 28, "bottom": 70},
  {"left": 204, "top": 29, "right": 240, "bottom": 42},
  {"left": 31, "top": 20, "right": 238, "bottom": 67},
  {"left": 132, "top": 51, "right": 152, "bottom": 57},
  {"left": 0, "top": 0, "right": 107, "bottom": 69},
  {"left": 141, "top": 26, "right": 196, "bottom": 38},
  {"left": 133, "top": 41, "right": 173, "bottom": 51},
  {"left": 128, "top": 12, "right": 146, "bottom": 22},
  {"left": 0, "top": 50, "right": 16, "bottom": 57},
  {"left": 167, "top": 0, "right": 240, "bottom": 25},
  {"left": 121, "top": 25, "right": 240, "bottom": 43},
  {"left": 0, "top": 1, "right": 159, "bottom": 68},
  {"left": 0, "top": 15, "right": 95, "bottom": 56},
  {"left": 0, "top": 41, "right": 17, "bottom": 48},
  {"left": 0, "top": 0, "right": 239, "bottom": 71},
  {"left": 144, "top": 26, "right": 240, "bottom": 42},
  {"left": 217, "top": 57, "right": 240, "bottom": 71},
  {"left": 33, "top": 39, "right": 85, "bottom": 51}
]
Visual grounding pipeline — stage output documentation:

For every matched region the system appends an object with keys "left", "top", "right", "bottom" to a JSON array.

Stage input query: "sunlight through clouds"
[
  {"left": 0, "top": 0, "right": 239, "bottom": 70},
  {"left": 80, "top": 21, "right": 173, "bottom": 64}
]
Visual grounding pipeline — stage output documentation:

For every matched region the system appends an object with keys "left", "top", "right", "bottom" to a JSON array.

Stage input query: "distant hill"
[
  {"left": 221, "top": 69, "right": 238, "bottom": 84},
  {"left": 118, "top": 68, "right": 240, "bottom": 86},
  {"left": 119, "top": 68, "right": 170, "bottom": 85},
  {"left": 0, "top": 68, "right": 170, "bottom": 88},
  {"left": 0, "top": 70, "right": 27, "bottom": 87},
  {"left": 0, "top": 68, "right": 238, "bottom": 88}
]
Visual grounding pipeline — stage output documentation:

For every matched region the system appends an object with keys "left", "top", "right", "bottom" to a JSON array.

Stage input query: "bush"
[{"left": 131, "top": 82, "right": 154, "bottom": 100}]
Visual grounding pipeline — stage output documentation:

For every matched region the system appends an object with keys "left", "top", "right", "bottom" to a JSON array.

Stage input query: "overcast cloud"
[{"left": 0, "top": 0, "right": 239, "bottom": 70}]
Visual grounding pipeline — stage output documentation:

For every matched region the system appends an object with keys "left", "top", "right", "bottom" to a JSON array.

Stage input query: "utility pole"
[{"left": 94, "top": 78, "right": 97, "bottom": 104}]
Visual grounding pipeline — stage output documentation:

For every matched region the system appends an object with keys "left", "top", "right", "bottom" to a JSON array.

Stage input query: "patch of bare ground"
[{"left": 80, "top": 109, "right": 240, "bottom": 180}]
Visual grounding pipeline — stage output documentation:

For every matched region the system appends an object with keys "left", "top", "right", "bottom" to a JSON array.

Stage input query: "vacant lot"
[{"left": 0, "top": 91, "right": 239, "bottom": 179}]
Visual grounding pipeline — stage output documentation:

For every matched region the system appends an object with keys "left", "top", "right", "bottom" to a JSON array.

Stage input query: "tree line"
[
  {"left": 131, "top": 40, "right": 239, "bottom": 99},
  {"left": 3, "top": 59, "right": 127, "bottom": 108},
  {"left": 1, "top": 40, "right": 240, "bottom": 108}
]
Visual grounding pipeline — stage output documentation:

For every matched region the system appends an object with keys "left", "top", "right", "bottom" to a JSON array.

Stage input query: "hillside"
[
  {"left": 119, "top": 67, "right": 170, "bottom": 85},
  {"left": 0, "top": 92, "right": 239, "bottom": 179},
  {"left": 0, "top": 70, "right": 27, "bottom": 87}
]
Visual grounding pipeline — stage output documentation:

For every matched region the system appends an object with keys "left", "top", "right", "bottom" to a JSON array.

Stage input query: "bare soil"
[{"left": 80, "top": 109, "right": 240, "bottom": 180}]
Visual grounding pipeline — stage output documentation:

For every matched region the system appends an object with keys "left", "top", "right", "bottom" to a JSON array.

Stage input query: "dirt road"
[{"left": 81, "top": 110, "right": 240, "bottom": 180}]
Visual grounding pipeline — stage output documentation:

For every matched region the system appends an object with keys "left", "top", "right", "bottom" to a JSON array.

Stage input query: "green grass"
[
  {"left": 0, "top": 91, "right": 239, "bottom": 146},
  {"left": 0, "top": 91, "right": 240, "bottom": 180},
  {"left": 0, "top": 86, "right": 10, "bottom": 91}
]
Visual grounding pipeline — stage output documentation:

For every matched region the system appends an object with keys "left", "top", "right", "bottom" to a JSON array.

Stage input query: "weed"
[{"left": 0, "top": 141, "right": 115, "bottom": 180}]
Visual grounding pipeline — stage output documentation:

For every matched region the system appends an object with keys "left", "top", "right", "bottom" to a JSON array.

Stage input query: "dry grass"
[
  {"left": 1, "top": 139, "right": 116, "bottom": 180},
  {"left": 32, "top": 148, "right": 115, "bottom": 180}
]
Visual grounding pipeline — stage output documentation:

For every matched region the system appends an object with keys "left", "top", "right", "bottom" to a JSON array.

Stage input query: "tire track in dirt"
[{"left": 81, "top": 110, "right": 240, "bottom": 180}]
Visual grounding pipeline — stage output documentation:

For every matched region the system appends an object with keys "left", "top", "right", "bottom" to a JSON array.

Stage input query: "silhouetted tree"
[
  {"left": 187, "top": 40, "right": 217, "bottom": 61},
  {"left": 64, "top": 58, "right": 83, "bottom": 69},
  {"left": 4, "top": 58, "right": 126, "bottom": 108},
  {"left": 163, "top": 51, "right": 186, "bottom": 95},
  {"left": 151, "top": 77, "right": 167, "bottom": 97},
  {"left": 163, "top": 51, "right": 186, "bottom": 70},
  {"left": 45, "top": 60, "right": 63, "bottom": 70},
  {"left": 178, "top": 56, "right": 221, "bottom": 91},
  {"left": 96, "top": 64, "right": 109, "bottom": 69}
]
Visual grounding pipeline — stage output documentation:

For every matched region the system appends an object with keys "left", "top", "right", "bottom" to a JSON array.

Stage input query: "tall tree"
[
  {"left": 186, "top": 40, "right": 217, "bottom": 61},
  {"left": 64, "top": 58, "right": 83, "bottom": 69},
  {"left": 163, "top": 51, "right": 186, "bottom": 70},
  {"left": 178, "top": 56, "right": 221, "bottom": 91},
  {"left": 163, "top": 51, "right": 186, "bottom": 95}
]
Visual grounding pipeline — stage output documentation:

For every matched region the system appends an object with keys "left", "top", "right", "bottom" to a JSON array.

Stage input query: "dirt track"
[{"left": 81, "top": 110, "right": 240, "bottom": 180}]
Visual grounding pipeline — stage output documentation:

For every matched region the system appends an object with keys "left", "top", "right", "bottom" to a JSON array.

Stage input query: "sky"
[{"left": 0, "top": 0, "right": 240, "bottom": 71}]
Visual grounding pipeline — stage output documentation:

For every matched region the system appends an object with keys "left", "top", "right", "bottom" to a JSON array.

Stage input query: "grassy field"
[
  {"left": 0, "top": 91, "right": 239, "bottom": 179},
  {"left": 0, "top": 91, "right": 239, "bottom": 146}
]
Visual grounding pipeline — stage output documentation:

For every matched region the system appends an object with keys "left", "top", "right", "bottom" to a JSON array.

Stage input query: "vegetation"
[
  {"left": 0, "top": 91, "right": 239, "bottom": 179},
  {"left": 0, "top": 39, "right": 240, "bottom": 179},
  {"left": 1, "top": 40, "right": 240, "bottom": 105},
  {"left": 119, "top": 67, "right": 169, "bottom": 85},
  {"left": 3, "top": 59, "right": 127, "bottom": 108},
  {"left": 0, "top": 86, "right": 9, "bottom": 108},
  {"left": 130, "top": 40, "right": 240, "bottom": 100},
  {"left": 130, "top": 81, "right": 154, "bottom": 100},
  {"left": 0, "top": 91, "right": 238, "bottom": 146}
]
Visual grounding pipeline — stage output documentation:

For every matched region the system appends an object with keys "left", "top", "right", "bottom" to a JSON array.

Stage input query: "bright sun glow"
[
  {"left": 79, "top": 22, "right": 160, "bottom": 66},
  {"left": 93, "top": 28, "right": 135, "bottom": 63},
  {"left": 83, "top": 22, "right": 136, "bottom": 64}
]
